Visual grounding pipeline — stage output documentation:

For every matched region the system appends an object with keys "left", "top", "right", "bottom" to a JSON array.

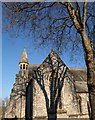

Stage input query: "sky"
[
  {"left": 0, "top": 3, "right": 2, "bottom": 99},
  {"left": 1, "top": 3, "right": 86, "bottom": 99}
]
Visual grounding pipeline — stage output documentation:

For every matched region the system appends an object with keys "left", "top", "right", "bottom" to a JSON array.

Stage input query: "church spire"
[
  {"left": 19, "top": 48, "right": 28, "bottom": 64},
  {"left": 19, "top": 48, "right": 29, "bottom": 75}
]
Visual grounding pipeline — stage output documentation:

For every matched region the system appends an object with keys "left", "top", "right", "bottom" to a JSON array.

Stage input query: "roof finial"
[{"left": 51, "top": 49, "right": 54, "bottom": 52}]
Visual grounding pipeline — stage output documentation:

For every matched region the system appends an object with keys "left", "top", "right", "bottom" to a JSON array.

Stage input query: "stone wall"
[
  {"left": 5, "top": 74, "right": 27, "bottom": 118},
  {"left": 33, "top": 80, "right": 47, "bottom": 118}
]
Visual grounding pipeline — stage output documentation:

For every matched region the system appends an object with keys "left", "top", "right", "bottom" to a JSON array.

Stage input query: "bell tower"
[{"left": 19, "top": 48, "right": 29, "bottom": 78}]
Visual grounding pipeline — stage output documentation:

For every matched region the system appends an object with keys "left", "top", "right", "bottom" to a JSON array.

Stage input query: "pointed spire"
[{"left": 19, "top": 48, "right": 28, "bottom": 63}]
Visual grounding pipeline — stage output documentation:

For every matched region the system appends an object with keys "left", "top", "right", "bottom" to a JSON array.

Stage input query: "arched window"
[
  {"left": 87, "top": 101, "right": 91, "bottom": 117},
  {"left": 20, "top": 64, "right": 22, "bottom": 70},
  {"left": 23, "top": 64, "right": 25, "bottom": 69},
  {"left": 78, "top": 95, "right": 82, "bottom": 114}
]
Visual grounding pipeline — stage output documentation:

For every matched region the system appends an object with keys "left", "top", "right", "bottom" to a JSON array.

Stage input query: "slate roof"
[
  {"left": 75, "top": 81, "right": 88, "bottom": 93},
  {"left": 69, "top": 68, "right": 88, "bottom": 93},
  {"left": 70, "top": 68, "right": 87, "bottom": 81}
]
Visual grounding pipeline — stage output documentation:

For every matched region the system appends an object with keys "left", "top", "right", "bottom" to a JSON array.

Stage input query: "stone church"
[{"left": 5, "top": 49, "right": 90, "bottom": 119}]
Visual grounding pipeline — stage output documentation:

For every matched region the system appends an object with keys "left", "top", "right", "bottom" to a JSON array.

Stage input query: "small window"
[
  {"left": 23, "top": 64, "right": 25, "bottom": 69},
  {"left": 26, "top": 65, "right": 28, "bottom": 70},
  {"left": 87, "top": 101, "right": 91, "bottom": 117},
  {"left": 78, "top": 95, "right": 82, "bottom": 114},
  {"left": 20, "top": 64, "right": 22, "bottom": 70}
]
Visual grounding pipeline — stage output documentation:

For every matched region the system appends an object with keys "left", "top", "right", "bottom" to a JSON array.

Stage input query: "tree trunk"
[
  {"left": 81, "top": 30, "right": 95, "bottom": 120},
  {"left": 87, "top": 60, "right": 95, "bottom": 120},
  {"left": 88, "top": 85, "right": 95, "bottom": 120},
  {"left": 48, "top": 108, "right": 57, "bottom": 120}
]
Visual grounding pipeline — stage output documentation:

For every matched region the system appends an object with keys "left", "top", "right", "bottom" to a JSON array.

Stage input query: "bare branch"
[
  {"left": 82, "top": 1, "right": 87, "bottom": 29},
  {"left": 65, "top": 2, "right": 82, "bottom": 32},
  {"left": 75, "top": 2, "right": 81, "bottom": 23},
  {"left": 87, "top": 11, "right": 95, "bottom": 18}
]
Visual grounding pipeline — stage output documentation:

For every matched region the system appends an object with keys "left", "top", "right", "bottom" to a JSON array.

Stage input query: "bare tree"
[
  {"left": 0, "top": 97, "right": 9, "bottom": 119},
  {"left": 0, "top": 98, "right": 2, "bottom": 118},
  {"left": 3, "top": 2, "right": 95, "bottom": 120}
]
